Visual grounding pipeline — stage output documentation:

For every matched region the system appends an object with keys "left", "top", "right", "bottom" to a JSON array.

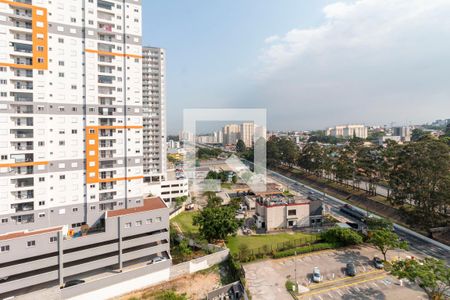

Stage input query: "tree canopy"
[
  {"left": 390, "top": 258, "right": 450, "bottom": 300},
  {"left": 193, "top": 206, "right": 240, "bottom": 242},
  {"left": 369, "top": 229, "right": 408, "bottom": 261}
]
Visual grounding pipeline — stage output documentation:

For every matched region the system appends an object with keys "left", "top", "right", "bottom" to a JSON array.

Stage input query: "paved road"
[
  {"left": 262, "top": 165, "right": 450, "bottom": 264},
  {"left": 196, "top": 144, "right": 450, "bottom": 263}
]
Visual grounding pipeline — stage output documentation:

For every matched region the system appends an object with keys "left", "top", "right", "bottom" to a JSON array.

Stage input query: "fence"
[{"left": 238, "top": 235, "right": 319, "bottom": 260}]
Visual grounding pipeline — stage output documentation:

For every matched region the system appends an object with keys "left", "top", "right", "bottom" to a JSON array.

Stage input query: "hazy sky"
[{"left": 142, "top": 0, "right": 450, "bottom": 134}]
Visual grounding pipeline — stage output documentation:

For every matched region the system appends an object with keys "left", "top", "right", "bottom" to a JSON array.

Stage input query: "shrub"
[
  {"left": 285, "top": 280, "right": 295, "bottom": 292},
  {"left": 272, "top": 243, "right": 337, "bottom": 259},
  {"left": 321, "top": 227, "right": 363, "bottom": 246}
]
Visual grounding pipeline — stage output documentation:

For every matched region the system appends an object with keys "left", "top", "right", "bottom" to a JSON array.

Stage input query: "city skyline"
[{"left": 142, "top": 0, "right": 450, "bottom": 133}]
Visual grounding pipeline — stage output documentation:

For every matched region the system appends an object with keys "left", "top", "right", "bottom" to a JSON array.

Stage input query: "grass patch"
[
  {"left": 273, "top": 242, "right": 337, "bottom": 259},
  {"left": 226, "top": 232, "right": 316, "bottom": 256},
  {"left": 221, "top": 182, "right": 232, "bottom": 189},
  {"left": 171, "top": 212, "right": 199, "bottom": 236}
]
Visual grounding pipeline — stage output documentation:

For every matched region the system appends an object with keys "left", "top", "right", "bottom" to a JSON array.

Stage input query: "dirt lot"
[
  {"left": 244, "top": 245, "right": 427, "bottom": 300},
  {"left": 116, "top": 269, "right": 221, "bottom": 300}
]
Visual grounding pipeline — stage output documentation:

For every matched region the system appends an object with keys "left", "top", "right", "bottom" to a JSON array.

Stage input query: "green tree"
[
  {"left": 236, "top": 139, "right": 246, "bottom": 153},
  {"left": 278, "top": 137, "right": 299, "bottom": 167},
  {"left": 366, "top": 217, "right": 394, "bottom": 231},
  {"left": 193, "top": 206, "right": 240, "bottom": 242},
  {"left": 411, "top": 128, "right": 431, "bottom": 142},
  {"left": 176, "top": 239, "right": 192, "bottom": 261},
  {"left": 390, "top": 258, "right": 450, "bottom": 300},
  {"left": 266, "top": 136, "right": 281, "bottom": 167},
  {"left": 389, "top": 140, "right": 450, "bottom": 227},
  {"left": 231, "top": 174, "right": 238, "bottom": 184},
  {"left": 206, "top": 195, "right": 223, "bottom": 208},
  {"left": 369, "top": 229, "right": 408, "bottom": 261},
  {"left": 321, "top": 227, "right": 363, "bottom": 246}
]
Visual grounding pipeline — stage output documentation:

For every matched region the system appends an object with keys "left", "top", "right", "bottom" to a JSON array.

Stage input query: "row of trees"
[{"left": 265, "top": 130, "right": 450, "bottom": 228}]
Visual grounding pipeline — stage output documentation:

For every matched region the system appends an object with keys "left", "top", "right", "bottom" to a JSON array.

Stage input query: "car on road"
[
  {"left": 312, "top": 267, "right": 321, "bottom": 283},
  {"left": 346, "top": 262, "right": 356, "bottom": 276},
  {"left": 373, "top": 257, "right": 384, "bottom": 269},
  {"left": 62, "top": 279, "right": 85, "bottom": 288},
  {"left": 150, "top": 256, "right": 167, "bottom": 264}
]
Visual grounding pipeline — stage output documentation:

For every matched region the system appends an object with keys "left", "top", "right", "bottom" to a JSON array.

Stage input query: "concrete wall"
[{"left": 64, "top": 249, "right": 230, "bottom": 300}]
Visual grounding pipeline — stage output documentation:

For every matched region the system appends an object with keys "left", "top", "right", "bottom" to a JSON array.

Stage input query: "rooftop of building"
[
  {"left": 107, "top": 197, "right": 167, "bottom": 218},
  {"left": 0, "top": 226, "right": 62, "bottom": 241},
  {"left": 256, "top": 194, "right": 309, "bottom": 207}
]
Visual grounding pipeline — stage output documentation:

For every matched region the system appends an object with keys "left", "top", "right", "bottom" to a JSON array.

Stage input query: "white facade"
[
  {"left": 239, "top": 122, "right": 254, "bottom": 148},
  {"left": 326, "top": 124, "right": 368, "bottom": 139},
  {"left": 142, "top": 46, "right": 166, "bottom": 182},
  {"left": 0, "top": 0, "right": 144, "bottom": 232},
  {"left": 222, "top": 124, "right": 240, "bottom": 145}
]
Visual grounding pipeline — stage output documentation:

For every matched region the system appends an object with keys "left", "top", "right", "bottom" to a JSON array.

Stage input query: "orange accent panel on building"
[
  {"left": 85, "top": 49, "right": 143, "bottom": 59},
  {"left": 86, "top": 126, "right": 99, "bottom": 184},
  {"left": 0, "top": 0, "right": 48, "bottom": 70}
]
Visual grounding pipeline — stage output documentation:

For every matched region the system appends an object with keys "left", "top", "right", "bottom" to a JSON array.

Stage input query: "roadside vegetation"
[{"left": 257, "top": 130, "right": 450, "bottom": 231}]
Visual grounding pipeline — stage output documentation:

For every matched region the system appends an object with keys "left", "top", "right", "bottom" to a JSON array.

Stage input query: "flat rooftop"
[
  {"left": 107, "top": 197, "right": 167, "bottom": 218},
  {"left": 0, "top": 226, "right": 62, "bottom": 241},
  {"left": 256, "top": 194, "right": 309, "bottom": 207}
]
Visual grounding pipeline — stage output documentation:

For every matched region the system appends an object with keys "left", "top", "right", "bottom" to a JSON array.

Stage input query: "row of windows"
[
  {"left": 124, "top": 217, "right": 162, "bottom": 229},
  {"left": 0, "top": 237, "right": 57, "bottom": 253}
]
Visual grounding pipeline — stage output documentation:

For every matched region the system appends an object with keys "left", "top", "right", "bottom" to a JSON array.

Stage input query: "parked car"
[
  {"left": 150, "top": 256, "right": 167, "bottom": 264},
  {"left": 63, "top": 279, "right": 85, "bottom": 288},
  {"left": 373, "top": 257, "right": 384, "bottom": 269},
  {"left": 312, "top": 267, "right": 321, "bottom": 283},
  {"left": 346, "top": 262, "right": 356, "bottom": 276}
]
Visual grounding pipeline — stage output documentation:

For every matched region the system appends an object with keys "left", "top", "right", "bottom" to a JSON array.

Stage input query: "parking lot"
[{"left": 244, "top": 245, "right": 427, "bottom": 300}]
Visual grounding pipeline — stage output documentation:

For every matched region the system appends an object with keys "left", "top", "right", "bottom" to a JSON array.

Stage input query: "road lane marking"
[
  {"left": 299, "top": 275, "right": 386, "bottom": 298},
  {"left": 309, "top": 269, "right": 385, "bottom": 289}
]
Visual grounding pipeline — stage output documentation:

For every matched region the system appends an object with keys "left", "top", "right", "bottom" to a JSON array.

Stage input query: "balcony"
[
  {"left": 13, "top": 92, "right": 33, "bottom": 102},
  {"left": 11, "top": 153, "right": 33, "bottom": 163},
  {"left": 98, "top": 87, "right": 115, "bottom": 95},
  {"left": 97, "top": 0, "right": 114, "bottom": 10},
  {"left": 13, "top": 8, "right": 32, "bottom": 18},
  {"left": 99, "top": 161, "right": 114, "bottom": 169},
  {"left": 98, "top": 23, "right": 114, "bottom": 33},
  {"left": 13, "top": 132, "right": 33, "bottom": 139},
  {"left": 13, "top": 178, "right": 34, "bottom": 188},
  {"left": 99, "top": 141, "right": 114, "bottom": 148},
  {"left": 11, "top": 42, "right": 32, "bottom": 55},
  {"left": 99, "top": 97, "right": 114, "bottom": 105},
  {"left": 99, "top": 182, "right": 115, "bottom": 190},
  {"left": 12, "top": 20, "right": 32, "bottom": 30},
  {"left": 97, "top": 11, "right": 114, "bottom": 21},
  {"left": 98, "top": 75, "right": 115, "bottom": 84},
  {"left": 12, "top": 190, "right": 33, "bottom": 200},
  {"left": 11, "top": 202, "right": 34, "bottom": 213},
  {"left": 13, "top": 33, "right": 32, "bottom": 43},
  {"left": 98, "top": 65, "right": 114, "bottom": 74},
  {"left": 99, "top": 118, "right": 116, "bottom": 126},
  {"left": 13, "top": 69, "right": 33, "bottom": 78},
  {"left": 12, "top": 143, "right": 33, "bottom": 151},
  {"left": 99, "top": 191, "right": 117, "bottom": 201},
  {"left": 98, "top": 55, "right": 114, "bottom": 63},
  {"left": 98, "top": 43, "right": 115, "bottom": 52},
  {"left": 13, "top": 117, "right": 33, "bottom": 127},
  {"left": 99, "top": 171, "right": 115, "bottom": 180},
  {"left": 11, "top": 214, "right": 34, "bottom": 225},
  {"left": 11, "top": 166, "right": 33, "bottom": 175},
  {"left": 15, "top": 105, "right": 33, "bottom": 114}
]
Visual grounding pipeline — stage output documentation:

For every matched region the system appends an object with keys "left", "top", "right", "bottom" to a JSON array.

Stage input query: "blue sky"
[
  {"left": 142, "top": 0, "right": 450, "bottom": 134},
  {"left": 142, "top": 0, "right": 337, "bottom": 133}
]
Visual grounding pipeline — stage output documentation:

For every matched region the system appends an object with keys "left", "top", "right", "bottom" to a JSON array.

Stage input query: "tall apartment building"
[
  {"left": 326, "top": 124, "right": 368, "bottom": 139},
  {"left": 222, "top": 124, "right": 240, "bottom": 145},
  {"left": 142, "top": 46, "right": 166, "bottom": 183},
  {"left": 239, "top": 122, "right": 254, "bottom": 148},
  {"left": 392, "top": 126, "right": 411, "bottom": 142},
  {"left": 0, "top": 0, "right": 170, "bottom": 296}
]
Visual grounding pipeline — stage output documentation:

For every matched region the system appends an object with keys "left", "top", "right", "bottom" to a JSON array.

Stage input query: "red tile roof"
[
  {"left": 0, "top": 226, "right": 62, "bottom": 241},
  {"left": 107, "top": 197, "right": 167, "bottom": 218}
]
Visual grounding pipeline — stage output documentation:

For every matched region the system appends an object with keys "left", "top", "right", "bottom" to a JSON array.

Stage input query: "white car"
[
  {"left": 150, "top": 256, "right": 167, "bottom": 264},
  {"left": 312, "top": 267, "right": 321, "bottom": 283}
]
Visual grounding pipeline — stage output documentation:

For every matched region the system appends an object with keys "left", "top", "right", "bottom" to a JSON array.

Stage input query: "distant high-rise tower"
[{"left": 142, "top": 47, "right": 167, "bottom": 182}]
